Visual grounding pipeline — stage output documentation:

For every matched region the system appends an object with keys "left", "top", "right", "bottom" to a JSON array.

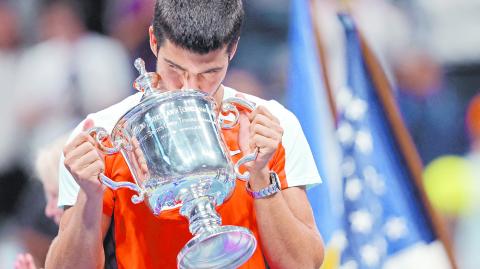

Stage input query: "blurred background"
[{"left": 0, "top": 0, "right": 478, "bottom": 268}]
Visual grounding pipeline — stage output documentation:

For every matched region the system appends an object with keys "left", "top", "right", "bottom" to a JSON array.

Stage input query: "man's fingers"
[
  {"left": 63, "top": 132, "right": 96, "bottom": 154},
  {"left": 250, "top": 134, "right": 278, "bottom": 151},
  {"left": 259, "top": 106, "right": 280, "bottom": 124},
  {"left": 82, "top": 118, "right": 94, "bottom": 131},
  {"left": 251, "top": 124, "right": 282, "bottom": 141},
  {"left": 250, "top": 114, "right": 271, "bottom": 128},
  {"left": 82, "top": 159, "right": 105, "bottom": 178},
  {"left": 246, "top": 107, "right": 278, "bottom": 123},
  {"left": 76, "top": 150, "right": 104, "bottom": 170},
  {"left": 234, "top": 93, "right": 255, "bottom": 113},
  {"left": 65, "top": 140, "right": 97, "bottom": 161},
  {"left": 250, "top": 114, "right": 283, "bottom": 134},
  {"left": 25, "top": 254, "right": 36, "bottom": 269},
  {"left": 233, "top": 93, "right": 282, "bottom": 159},
  {"left": 248, "top": 105, "right": 280, "bottom": 125},
  {"left": 150, "top": 72, "right": 163, "bottom": 89},
  {"left": 14, "top": 253, "right": 36, "bottom": 269}
]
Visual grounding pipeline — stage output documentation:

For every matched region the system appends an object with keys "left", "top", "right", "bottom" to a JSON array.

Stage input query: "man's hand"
[
  {"left": 236, "top": 94, "right": 283, "bottom": 189},
  {"left": 14, "top": 253, "right": 37, "bottom": 269},
  {"left": 63, "top": 119, "right": 105, "bottom": 198},
  {"left": 235, "top": 95, "right": 324, "bottom": 267}
]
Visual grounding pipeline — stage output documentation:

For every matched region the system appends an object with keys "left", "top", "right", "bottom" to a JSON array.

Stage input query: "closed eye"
[{"left": 204, "top": 68, "right": 222, "bottom": 74}]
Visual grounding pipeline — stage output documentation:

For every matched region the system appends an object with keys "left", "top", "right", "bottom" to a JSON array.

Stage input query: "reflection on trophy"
[{"left": 89, "top": 58, "right": 258, "bottom": 269}]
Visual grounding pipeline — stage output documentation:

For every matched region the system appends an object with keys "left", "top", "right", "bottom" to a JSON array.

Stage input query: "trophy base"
[{"left": 177, "top": 225, "right": 257, "bottom": 269}]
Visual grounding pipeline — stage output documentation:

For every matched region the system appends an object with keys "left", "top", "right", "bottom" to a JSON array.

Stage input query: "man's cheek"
[{"left": 163, "top": 74, "right": 184, "bottom": 90}]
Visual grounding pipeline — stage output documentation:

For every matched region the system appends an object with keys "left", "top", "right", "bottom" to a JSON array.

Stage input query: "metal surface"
[
  {"left": 178, "top": 225, "right": 257, "bottom": 269},
  {"left": 88, "top": 58, "right": 259, "bottom": 268}
]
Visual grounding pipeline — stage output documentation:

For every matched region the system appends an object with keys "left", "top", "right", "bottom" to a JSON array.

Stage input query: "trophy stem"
[
  {"left": 180, "top": 196, "right": 222, "bottom": 236},
  {"left": 177, "top": 195, "right": 257, "bottom": 269}
]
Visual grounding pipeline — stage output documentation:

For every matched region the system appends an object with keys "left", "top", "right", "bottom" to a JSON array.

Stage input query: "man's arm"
[
  {"left": 45, "top": 191, "right": 111, "bottom": 269},
  {"left": 45, "top": 119, "right": 110, "bottom": 269},
  {"left": 237, "top": 103, "right": 324, "bottom": 268},
  {"left": 252, "top": 175, "right": 324, "bottom": 269}
]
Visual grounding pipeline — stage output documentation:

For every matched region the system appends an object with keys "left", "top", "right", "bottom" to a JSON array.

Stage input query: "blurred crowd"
[{"left": 0, "top": 0, "right": 478, "bottom": 268}]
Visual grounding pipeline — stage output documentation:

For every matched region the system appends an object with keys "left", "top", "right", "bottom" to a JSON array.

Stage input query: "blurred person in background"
[
  {"left": 423, "top": 94, "right": 480, "bottom": 269},
  {"left": 413, "top": 0, "right": 480, "bottom": 69},
  {"left": 106, "top": 0, "right": 157, "bottom": 73},
  {"left": 0, "top": 1, "right": 29, "bottom": 223},
  {"left": 34, "top": 135, "right": 67, "bottom": 226},
  {"left": 14, "top": 0, "right": 133, "bottom": 168},
  {"left": 410, "top": 0, "right": 480, "bottom": 155},
  {"left": 313, "top": 0, "right": 411, "bottom": 95},
  {"left": 353, "top": 0, "right": 468, "bottom": 164},
  {"left": 313, "top": 0, "right": 465, "bottom": 164},
  {"left": 223, "top": 68, "right": 268, "bottom": 99},
  {"left": 3, "top": 0, "right": 132, "bottom": 266},
  {"left": 395, "top": 49, "right": 465, "bottom": 164},
  {"left": 13, "top": 135, "right": 67, "bottom": 269},
  {"left": 0, "top": 2, "right": 30, "bottom": 267},
  {"left": 14, "top": 253, "right": 36, "bottom": 269},
  {"left": 230, "top": 0, "right": 289, "bottom": 101},
  {"left": 451, "top": 95, "right": 480, "bottom": 269}
]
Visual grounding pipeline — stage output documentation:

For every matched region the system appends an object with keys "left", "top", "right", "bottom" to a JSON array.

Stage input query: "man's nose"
[{"left": 181, "top": 73, "right": 201, "bottom": 90}]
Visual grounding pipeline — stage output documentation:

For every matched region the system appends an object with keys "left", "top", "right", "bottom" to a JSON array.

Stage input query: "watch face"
[
  {"left": 246, "top": 172, "right": 282, "bottom": 199},
  {"left": 270, "top": 172, "right": 281, "bottom": 189}
]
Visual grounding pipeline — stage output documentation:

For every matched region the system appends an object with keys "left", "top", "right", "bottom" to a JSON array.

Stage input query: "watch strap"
[{"left": 246, "top": 171, "right": 281, "bottom": 199}]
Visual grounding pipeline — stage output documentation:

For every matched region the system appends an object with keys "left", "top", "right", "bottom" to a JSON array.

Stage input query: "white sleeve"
[
  {"left": 56, "top": 93, "right": 142, "bottom": 208},
  {"left": 57, "top": 153, "right": 80, "bottom": 208},
  {"left": 282, "top": 110, "right": 322, "bottom": 188},
  {"left": 57, "top": 120, "right": 84, "bottom": 208}
]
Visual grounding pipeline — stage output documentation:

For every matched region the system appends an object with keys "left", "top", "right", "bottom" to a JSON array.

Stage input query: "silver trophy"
[{"left": 89, "top": 59, "right": 258, "bottom": 269}]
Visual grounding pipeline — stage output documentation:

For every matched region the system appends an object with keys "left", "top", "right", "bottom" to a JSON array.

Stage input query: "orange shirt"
[{"left": 102, "top": 123, "right": 289, "bottom": 268}]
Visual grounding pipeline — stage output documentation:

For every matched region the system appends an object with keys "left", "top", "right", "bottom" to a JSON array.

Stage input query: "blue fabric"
[
  {"left": 336, "top": 14, "right": 436, "bottom": 268},
  {"left": 287, "top": 2, "right": 437, "bottom": 267},
  {"left": 286, "top": 0, "right": 341, "bottom": 243}
]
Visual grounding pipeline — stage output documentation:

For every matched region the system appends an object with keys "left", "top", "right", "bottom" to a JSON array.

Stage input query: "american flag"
[
  {"left": 287, "top": 1, "right": 452, "bottom": 268},
  {"left": 334, "top": 14, "right": 435, "bottom": 268}
]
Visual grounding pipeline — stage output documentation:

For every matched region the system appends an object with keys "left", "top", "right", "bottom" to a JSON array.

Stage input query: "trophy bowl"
[{"left": 89, "top": 59, "right": 257, "bottom": 269}]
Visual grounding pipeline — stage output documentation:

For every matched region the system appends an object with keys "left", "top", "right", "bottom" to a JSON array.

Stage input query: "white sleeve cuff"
[{"left": 57, "top": 153, "right": 80, "bottom": 208}]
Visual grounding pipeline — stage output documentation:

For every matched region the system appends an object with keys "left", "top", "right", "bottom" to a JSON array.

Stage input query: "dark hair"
[{"left": 152, "top": 0, "right": 244, "bottom": 54}]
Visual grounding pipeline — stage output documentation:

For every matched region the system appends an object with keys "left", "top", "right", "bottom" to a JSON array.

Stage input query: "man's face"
[{"left": 149, "top": 27, "right": 235, "bottom": 98}]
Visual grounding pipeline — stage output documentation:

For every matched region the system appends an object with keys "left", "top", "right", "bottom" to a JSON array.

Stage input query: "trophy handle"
[
  {"left": 88, "top": 127, "right": 125, "bottom": 155},
  {"left": 133, "top": 58, "right": 156, "bottom": 96},
  {"left": 220, "top": 97, "right": 256, "bottom": 129},
  {"left": 88, "top": 127, "right": 144, "bottom": 203},
  {"left": 99, "top": 174, "right": 145, "bottom": 204},
  {"left": 234, "top": 150, "right": 258, "bottom": 181},
  {"left": 220, "top": 97, "right": 259, "bottom": 180}
]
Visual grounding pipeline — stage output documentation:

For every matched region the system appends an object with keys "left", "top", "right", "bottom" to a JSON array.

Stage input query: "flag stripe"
[
  {"left": 287, "top": 0, "right": 343, "bottom": 242},
  {"left": 358, "top": 26, "right": 458, "bottom": 269}
]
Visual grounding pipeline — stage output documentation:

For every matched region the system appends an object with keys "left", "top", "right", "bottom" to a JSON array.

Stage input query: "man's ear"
[
  {"left": 149, "top": 25, "right": 158, "bottom": 57},
  {"left": 228, "top": 38, "right": 240, "bottom": 61}
]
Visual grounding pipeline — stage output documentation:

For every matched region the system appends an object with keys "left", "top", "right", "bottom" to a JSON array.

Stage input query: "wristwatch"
[{"left": 246, "top": 172, "right": 281, "bottom": 199}]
